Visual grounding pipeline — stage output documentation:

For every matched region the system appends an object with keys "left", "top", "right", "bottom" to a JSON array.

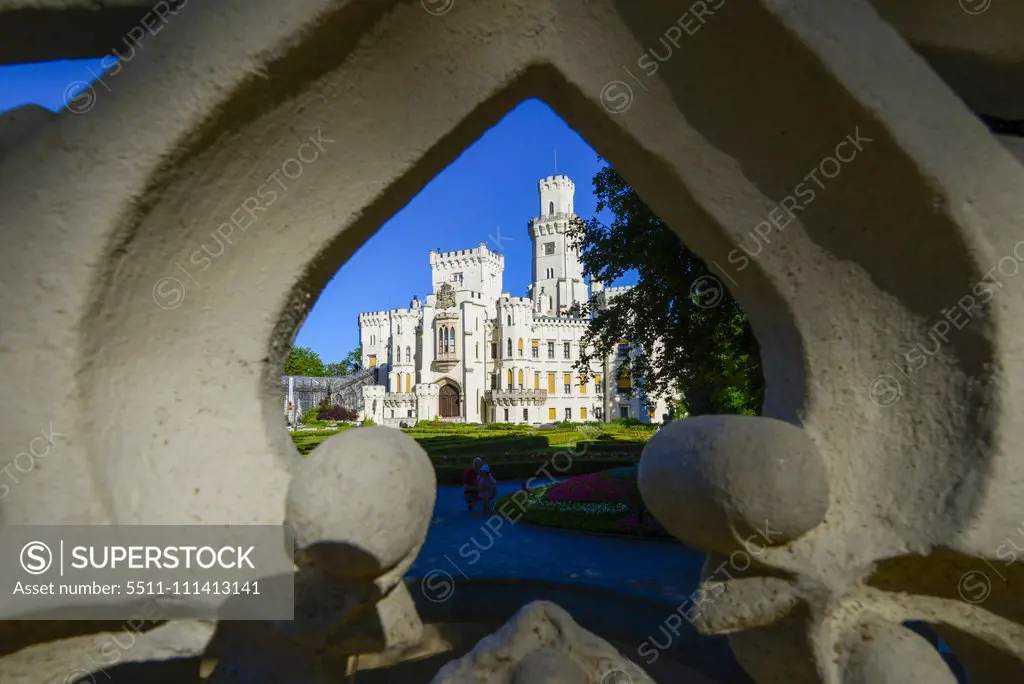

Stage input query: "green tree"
[
  {"left": 325, "top": 347, "right": 363, "bottom": 376},
  {"left": 567, "top": 164, "right": 763, "bottom": 416},
  {"left": 284, "top": 346, "right": 327, "bottom": 377}
]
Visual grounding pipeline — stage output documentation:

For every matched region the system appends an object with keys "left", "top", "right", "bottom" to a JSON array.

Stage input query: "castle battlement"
[
  {"left": 538, "top": 174, "right": 575, "bottom": 189},
  {"left": 429, "top": 241, "right": 504, "bottom": 268},
  {"left": 498, "top": 295, "right": 533, "bottom": 308},
  {"left": 359, "top": 310, "right": 390, "bottom": 319}
]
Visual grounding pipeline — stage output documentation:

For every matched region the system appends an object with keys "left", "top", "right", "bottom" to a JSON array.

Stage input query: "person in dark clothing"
[{"left": 463, "top": 457, "right": 483, "bottom": 512}]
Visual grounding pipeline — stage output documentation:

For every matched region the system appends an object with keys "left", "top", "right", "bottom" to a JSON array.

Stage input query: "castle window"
[
  {"left": 565, "top": 407, "right": 572, "bottom": 421},
  {"left": 507, "top": 369, "right": 513, "bottom": 391},
  {"left": 506, "top": 338, "right": 512, "bottom": 357},
  {"left": 531, "top": 340, "right": 539, "bottom": 359},
  {"left": 523, "top": 408, "right": 529, "bottom": 422},
  {"left": 563, "top": 341, "right": 571, "bottom": 359},
  {"left": 549, "top": 201, "right": 555, "bottom": 216},
  {"left": 507, "top": 314, "right": 512, "bottom": 326},
  {"left": 476, "top": 342, "right": 479, "bottom": 359},
  {"left": 405, "top": 346, "right": 411, "bottom": 363},
  {"left": 491, "top": 342, "right": 497, "bottom": 359},
  {"left": 517, "top": 338, "right": 523, "bottom": 356},
  {"left": 547, "top": 341, "right": 555, "bottom": 359},
  {"left": 618, "top": 367, "right": 632, "bottom": 392},
  {"left": 518, "top": 369, "right": 524, "bottom": 389},
  {"left": 490, "top": 373, "right": 497, "bottom": 390},
  {"left": 544, "top": 242, "right": 555, "bottom": 256}
]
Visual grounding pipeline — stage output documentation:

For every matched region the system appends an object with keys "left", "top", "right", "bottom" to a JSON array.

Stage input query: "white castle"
[{"left": 358, "top": 174, "right": 670, "bottom": 426}]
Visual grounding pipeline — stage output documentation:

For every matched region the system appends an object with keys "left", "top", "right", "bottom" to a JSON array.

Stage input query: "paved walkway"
[{"left": 407, "top": 482, "right": 705, "bottom": 604}]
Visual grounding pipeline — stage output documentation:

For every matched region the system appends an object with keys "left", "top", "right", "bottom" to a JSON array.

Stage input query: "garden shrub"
[
  {"left": 318, "top": 404, "right": 358, "bottom": 422},
  {"left": 433, "top": 458, "right": 635, "bottom": 485}
]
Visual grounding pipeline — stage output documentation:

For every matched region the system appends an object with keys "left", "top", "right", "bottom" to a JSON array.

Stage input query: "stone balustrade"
[{"left": 484, "top": 389, "right": 548, "bottom": 406}]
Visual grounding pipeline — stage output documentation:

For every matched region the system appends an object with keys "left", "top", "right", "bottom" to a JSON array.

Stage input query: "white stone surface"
[{"left": 431, "top": 601, "right": 655, "bottom": 684}]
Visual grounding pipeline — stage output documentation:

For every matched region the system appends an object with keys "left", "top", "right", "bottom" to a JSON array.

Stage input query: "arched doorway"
[{"left": 439, "top": 384, "right": 461, "bottom": 418}]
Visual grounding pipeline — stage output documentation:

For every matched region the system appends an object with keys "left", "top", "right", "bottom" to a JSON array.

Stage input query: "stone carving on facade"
[{"left": 436, "top": 283, "right": 457, "bottom": 310}]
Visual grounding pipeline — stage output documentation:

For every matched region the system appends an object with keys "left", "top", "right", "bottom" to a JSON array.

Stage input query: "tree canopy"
[
  {"left": 286, "top": 346, "right": 362, "bottom": 377},
  {"left": 326, "top": 347, "right": 362, "bottom": 376},
  {"left": 284, "top": 346, "right": 326, "bottom": 377},
  {"left": 567, "top": 164, "right": 763, "bottom": 416}
]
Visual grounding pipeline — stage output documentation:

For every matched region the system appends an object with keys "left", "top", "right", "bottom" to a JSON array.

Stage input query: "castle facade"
[{"left": 359, "top": 175, "right": 669, "bottom": 426}]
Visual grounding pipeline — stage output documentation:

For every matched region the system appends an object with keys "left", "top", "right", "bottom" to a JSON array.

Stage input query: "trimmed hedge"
[{"left": 434, "top": 458, "right": 636, "bottom": 485}]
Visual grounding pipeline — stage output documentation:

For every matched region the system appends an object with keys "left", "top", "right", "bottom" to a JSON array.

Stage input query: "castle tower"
[{"left": 529, "top": 175, "right": 587, "bottom": 317}]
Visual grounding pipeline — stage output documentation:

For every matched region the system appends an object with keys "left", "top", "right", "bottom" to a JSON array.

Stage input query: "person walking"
[
  {"left": 477, "top": 464, "right": 497, "bottom": 513},
  {"left": 462, "top": 457, "right": 483, "bottom": 512}
]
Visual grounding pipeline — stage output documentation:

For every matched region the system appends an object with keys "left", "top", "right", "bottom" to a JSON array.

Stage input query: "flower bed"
[
  {"left": 497, "top": 468, "right": 673, "bottom": 539},
  {"left": 544, "top": 472, "right": 634, "bottom": 503}
]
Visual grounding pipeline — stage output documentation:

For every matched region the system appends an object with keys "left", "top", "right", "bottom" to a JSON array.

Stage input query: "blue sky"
[{"left": 3, "top": 59, "right": 634, "bottom": 364}]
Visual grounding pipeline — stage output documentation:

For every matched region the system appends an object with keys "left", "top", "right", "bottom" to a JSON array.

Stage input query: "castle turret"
[{"left": 529, "top": 175, "right": 587, "bottom": 317}]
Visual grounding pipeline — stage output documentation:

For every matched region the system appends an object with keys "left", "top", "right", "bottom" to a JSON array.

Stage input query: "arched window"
[
  {"left": 517, "top": 369, "right": 524, "bottom": 388},
  {"left": 507, "top": 369, "right": 513, "bottom": 388},
  {"left": 447, "top": 328, "right": 453, "bottom": 354},
  {"left": 507, "top": 314, "right": 512, "bottom": 326},
  {"left": 517, "top": 338, "right": 523, "bottom": 356},
  {"left": 405, "top": 346, "right": 411, "bottom": 363},
  {"left": 549, "top": 201, "right": 554, "bottom": 216},
  {"left": 397, "top": 323, "right": 402, "bottom": 335},
  {"left": 506, "top": 338, "right": 512, "bottom": 357}
]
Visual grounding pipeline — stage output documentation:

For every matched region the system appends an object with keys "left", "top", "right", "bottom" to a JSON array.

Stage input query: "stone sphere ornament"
[
  {"left": 286, "top": 426, "right": 436, "bottom": 580},
  {"left": 639, "top": 416, "right": 830, "bottom": 557}
]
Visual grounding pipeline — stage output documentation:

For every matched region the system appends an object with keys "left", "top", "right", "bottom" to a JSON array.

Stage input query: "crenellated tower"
[{"left": 528, "top": 175, "right": 588, "bottom": 317}]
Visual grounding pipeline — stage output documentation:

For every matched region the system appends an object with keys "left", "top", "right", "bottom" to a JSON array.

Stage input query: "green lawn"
[{"left": 288, "top": 421, "right": 656, "bottom": 483}]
